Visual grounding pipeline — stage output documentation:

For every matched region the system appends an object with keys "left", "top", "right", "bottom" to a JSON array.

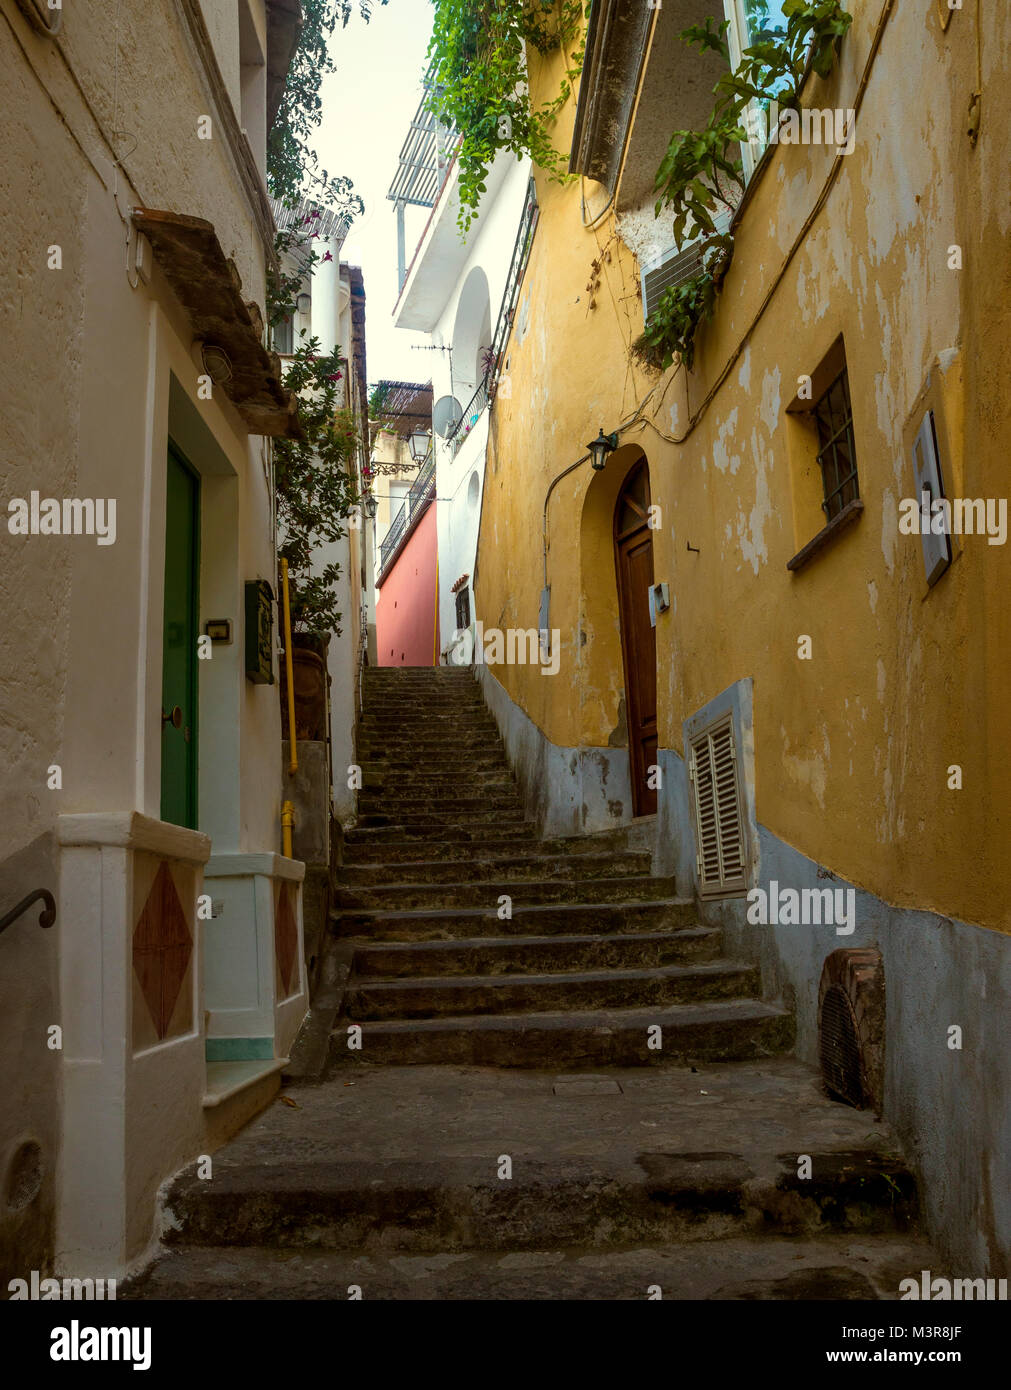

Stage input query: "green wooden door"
[{"left": 161, "top": 446, "right": 200, "bottom": 828}]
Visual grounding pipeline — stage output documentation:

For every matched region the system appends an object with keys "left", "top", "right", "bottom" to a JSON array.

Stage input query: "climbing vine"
[
  {"left": 425, "top": 0, "right": 586, "bottom": 231},
  {"left": 266, "top": 2, "right": 387, "bottom": 636},
  {"left": 632, "top": 0, "right": 852, "bottom": 374},
  {"left": 274, "top": 338, "right": 360, "bottom": 637},
  {"left": 268, "top": 0, "right": 386, "bottom": 209}
]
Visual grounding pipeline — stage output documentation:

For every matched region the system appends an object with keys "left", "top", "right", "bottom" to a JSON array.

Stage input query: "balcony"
[
  {"left": 442, "top": 376, "right": 490, "bottom": 461},
  {"left": 377, "top": 450, "right": 436, "bottom": 584}
]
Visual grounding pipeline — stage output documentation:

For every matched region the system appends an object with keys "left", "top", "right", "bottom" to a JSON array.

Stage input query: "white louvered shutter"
[{"left": 690, "top": 718, "right": 747, "bottom": 896}]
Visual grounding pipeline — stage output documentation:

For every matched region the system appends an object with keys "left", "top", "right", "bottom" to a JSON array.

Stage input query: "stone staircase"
[
  {"left": 124, "top": 666, "right": 935, "bottom": 1300},
  {"left": 332, "top": 665, "right": 793, "bottom": 1069}
]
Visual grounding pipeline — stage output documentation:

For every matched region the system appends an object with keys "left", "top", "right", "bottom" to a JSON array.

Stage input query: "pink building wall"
[{"left": 376, "top": 503, "right": 439, "bottom": 667}]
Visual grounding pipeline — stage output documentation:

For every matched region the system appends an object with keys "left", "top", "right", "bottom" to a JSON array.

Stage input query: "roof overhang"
[
  {"left": 568, "top": 0, "right": 653, "bottom": 191},
  {"left": 134, "top": 208, "right": 304, "bottom": 439},
  {"left": 266, "top": 0, "right": 303, "bottom": 133},
  {"left": 569, "top": 1, "right": 728, "bottom": 211},
  {"left": 393, "top": 151, "right": 513, "bottom": 333}
]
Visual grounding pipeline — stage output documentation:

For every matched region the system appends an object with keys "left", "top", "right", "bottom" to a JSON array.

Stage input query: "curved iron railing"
[
  {"left": 0, "top": 889, "right": 56, "bottom": 937},
  {"left": 444, "top": 377, "right": 489, "bottom": 458}
]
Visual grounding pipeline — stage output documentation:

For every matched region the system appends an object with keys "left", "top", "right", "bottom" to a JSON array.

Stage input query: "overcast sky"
[{"left": 316, "top": 0, "right": 437, "bottom": 389}]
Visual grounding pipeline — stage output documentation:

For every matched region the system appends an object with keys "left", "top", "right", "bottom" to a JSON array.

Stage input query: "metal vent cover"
[
  {"left": 640, "top": 207, "right": 733, "bottom": 325},
  {"left": 820, "top": 983, "right": 864, "bottom": 1108}
]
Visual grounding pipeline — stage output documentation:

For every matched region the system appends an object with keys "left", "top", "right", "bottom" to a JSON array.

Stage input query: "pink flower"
[{"left": 322, "top": 251, "right": 334, "bottom": 262}]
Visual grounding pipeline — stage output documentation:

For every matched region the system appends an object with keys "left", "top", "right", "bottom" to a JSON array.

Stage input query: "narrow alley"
[
  {"left": 124, "top": 667, "right": 935, "bottom": 1299},
  {"left": 1, "top": 0, "right": 1007, "bottom": 1359}
]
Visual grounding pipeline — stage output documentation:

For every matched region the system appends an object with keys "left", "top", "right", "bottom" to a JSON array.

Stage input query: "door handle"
[{"left": 162, "top": 706, "right": 183, "bottom": 729}]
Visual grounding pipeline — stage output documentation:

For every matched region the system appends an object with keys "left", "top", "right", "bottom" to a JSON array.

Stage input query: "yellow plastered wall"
[{"left": 475, "top": 4, "right": 1011, "bottom": 932}]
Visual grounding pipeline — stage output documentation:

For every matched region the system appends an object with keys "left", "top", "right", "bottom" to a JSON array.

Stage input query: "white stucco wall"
[
  {"left": 1, "top": 0, "right": 291, "bottom": 1279},
  {"left": 416, "top": 154, "right": 533, "bottom": 657}
]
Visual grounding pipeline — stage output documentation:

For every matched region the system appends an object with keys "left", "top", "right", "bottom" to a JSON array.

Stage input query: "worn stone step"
[
  {"left": 335, "top": 874, "right": 679, "bottom": 912},
  {"left": 332, "top": 898, "right": 697, "bottom": 941},
  {"left": 349, "top": 928, "right": 722, "bottom": 978},
  {"left": 331, "top": 997, "right": 794, "bottom": 1067},
  {"left": 362, "top": 770, "right": 512, "bottom": 791},
  {"left": 352, "top": 810, "right": 530, "bottom": 831},
  {"left": 359, "top": 710, "right": 496, "bottom": 727},
  {"left": 356, "top": 737, "right": 503, "bottom": 758},
  {"left": 344, "top": 822, "right": 538, "bottom": 849},
  {"left": 343, "top": 832, "right": 631, "bottom": 864},
  {"left": 347, "top": 959, "right": 760, "bottom": 1022},
  {"left": 341, "top": 852, "right": 652, "bottom": 889},
  {"left": 161, "top": 1142, "right": 911, "bottom": 1252},
  {"left": 357, "top": 755, "right": 510, "bottom": 775},
  {"left": 356, "top": 793, "right": 524, "bottom": 816},
  {"left": 122, "top": 1231, "right": 939, "bottom": 1300}
]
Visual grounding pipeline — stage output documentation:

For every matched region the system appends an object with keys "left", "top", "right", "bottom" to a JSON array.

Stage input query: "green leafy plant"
[
  {"left": 426, "top": 0, "right": 586, "bottom": 231},
  {"left": 274, "top": 339, "right": 360, "bottom": 636},
  {"left": 631, "top": 239, "right": 732, "bottom": 374},
  {"left": 268, "top": 0, "right": 385, "bottom": 209},
  {"left": 640, "top": 0, "right": 851, "bottom": 373}
]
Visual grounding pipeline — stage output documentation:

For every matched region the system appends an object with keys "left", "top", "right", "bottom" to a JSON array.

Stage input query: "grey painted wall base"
[
  {"left": 701, "top": 827, "right": 1011, "bottom": 1280},
  {"left": 476, "top": 664, "right": 634, "bottom": 836},
  {"left": 472, "top": 663, "right": 1010, "bottom": 1277}
]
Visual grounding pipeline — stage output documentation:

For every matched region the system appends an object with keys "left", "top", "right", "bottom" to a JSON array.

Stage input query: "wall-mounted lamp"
[
  {"left": 364, "top": 493, "right": 378, "bottom": 520},
  {"left": 296, "top": 292, "right": 311, "bottom": 316},
  {"left": 587, "top": 428, "right": 619, "bottom": 470},
  {"left": 409, "top": 427, "right": 432, "bottom": 462}
]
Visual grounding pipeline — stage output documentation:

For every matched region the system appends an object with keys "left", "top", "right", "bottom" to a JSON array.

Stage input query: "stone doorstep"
[{"left": 203, "top": 1059, "right": 289, "bottom": 1108}]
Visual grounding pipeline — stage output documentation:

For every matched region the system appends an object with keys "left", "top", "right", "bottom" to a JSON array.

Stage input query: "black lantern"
[
  {"left": 409, "top": 427, "right": 432, "bottom": 462},
  {"left": 587, "top": 428, "right": 619, "bottom": 470},
  {"left": 364, "top": 493, "right": 378, "bottom": 520}
]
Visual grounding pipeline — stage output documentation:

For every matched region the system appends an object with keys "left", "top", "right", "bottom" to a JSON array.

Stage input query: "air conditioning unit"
[{"left": 640, "top": 207, "right": 734, "bottom": 326}]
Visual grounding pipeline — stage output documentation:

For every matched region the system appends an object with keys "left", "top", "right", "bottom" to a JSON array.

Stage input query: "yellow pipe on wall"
[
  {"left": 281, "top": 800, "right": 295, "bottom": 858},
  {"left": 280, "top": 556, "right": 298, "bottom": 775}
]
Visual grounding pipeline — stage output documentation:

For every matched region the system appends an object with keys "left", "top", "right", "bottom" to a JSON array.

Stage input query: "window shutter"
[
  {"left": 640, "top": 207, "right": 733, "bottom": 326},
  {"left": 690, "top": 717, "right": 747, "bottom": 896}
]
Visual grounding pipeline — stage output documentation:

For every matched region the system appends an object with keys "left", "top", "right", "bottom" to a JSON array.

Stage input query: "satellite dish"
[{"left": 433, "top": 394, "right": 463, "bottom": 439}]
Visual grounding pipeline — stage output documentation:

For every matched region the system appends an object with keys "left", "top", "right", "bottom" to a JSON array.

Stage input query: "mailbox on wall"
[{"left": 244, "top": 579, "right": 275, "bottom": 684}]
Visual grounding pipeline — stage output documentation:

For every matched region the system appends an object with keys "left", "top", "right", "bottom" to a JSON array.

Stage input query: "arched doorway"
[{"left": 613, "top": 459, "right": 657, "bottom": 816}]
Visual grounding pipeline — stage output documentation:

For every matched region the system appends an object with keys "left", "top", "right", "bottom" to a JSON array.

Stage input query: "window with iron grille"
[
  {"left": 813, "top": 367, "right": 859, "bottom": 522},
  {"left": 455, "top": 586, "right": 471, "bottom": 631},
  {"left": 689, "top": 716, "right": 747, "bottom": 897}
]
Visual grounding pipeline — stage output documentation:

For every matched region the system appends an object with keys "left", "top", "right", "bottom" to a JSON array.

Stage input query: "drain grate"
[{"left": 820, "top": 984, "right": 864, "bottom": 1108}]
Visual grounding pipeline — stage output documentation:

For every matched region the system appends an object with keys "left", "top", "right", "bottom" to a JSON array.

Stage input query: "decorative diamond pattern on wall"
[
  {"left": 133, "top": 861, "right": 192, "bottom": 1039},
  {"left": 276, "top": 882, "right": 298, "bottom": 996}
]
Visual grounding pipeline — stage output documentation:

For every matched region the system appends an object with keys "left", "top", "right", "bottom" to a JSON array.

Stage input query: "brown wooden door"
[{"left": 614, "top": 460, "right": 657, "bottom": 816}]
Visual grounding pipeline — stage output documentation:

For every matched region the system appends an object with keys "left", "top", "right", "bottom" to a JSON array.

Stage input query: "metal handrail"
[
  {"left": 444, "top": 376, "right": 489, "bottom": 455},
  {"left": 0, "top": 889, "right": 56, "bottom": 937}
]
